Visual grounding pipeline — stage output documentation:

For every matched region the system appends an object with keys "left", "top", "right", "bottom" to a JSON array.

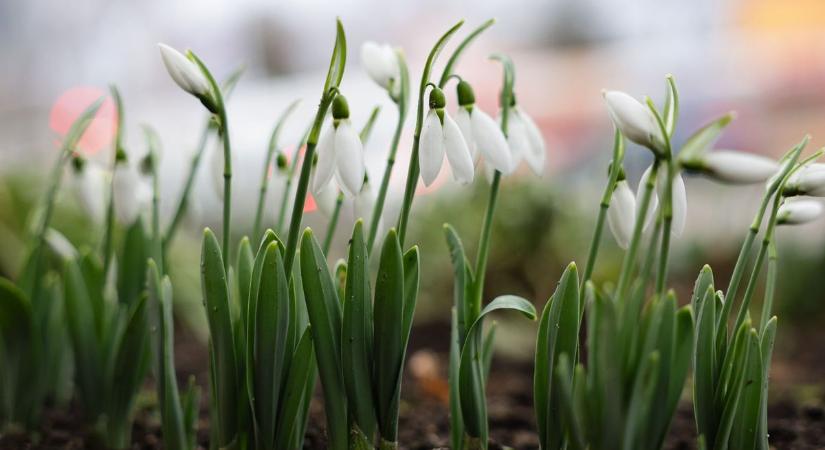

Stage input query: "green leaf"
[
  {"left": 460, "top": 295, "right": 536, "bottom": 443},
  {"left": 236, "top": 236, "right": 254, "bottom": 328},
  {"left": 251, "top": 243, "right": 291, "bottom": 449},
  {"left": 323, "top": 18, "right": 348, "bottom": 93},
  {"left": 117, "top": 218, "right": 149, "bottom": 306},
  {"left": 481, "top": 322, "right": 496, "bottom": 383},
  {"left": 758, "top": 318, "right": 777, "bottom": 450},
  {"left": 678, "top": 112, "right": 736, "bottom": 165},
  {"left": 373, "top": 229, "right": 405, "bottom": 440},
  {"left": 623, "top": 352, "right": 661, "bottom": 450},
  {"left": 299, "top": 229, "right": 347, "bottom": 450},
  {"left": 438, "top": 19, "right": 495, "bottom": 87},
  {"left": 0, "top": 278, "right": 31, "bottom": 355},
  {"left": 730, "top": 329, "right": 763, "bottom": 450},
  {"left": 713, "top": 322, "right": 752, "bottom": 450},
  {"left": 449, "top": 308, "right": 464, "bottom": 450},
  {"left": 275, "top": 327, "right": 316, "bottom": 450},
  {"left": 63, "top": 256, "right": 104, "bottom": 414},
  {"left": 341, "top": 221, "right": 376, "bottom": 440},
  {"left": 691, "top": 265, "right": 714, "bottom": 317},
  {"left": 694, "top": 286, "right": 718, "bottom": 443},
  {"left": 146, "top": 260, "right": 187, "bottom": 450},
  {"left": 181, "top": 376, "right": 202, "bottom": 450},
  {"left": 444, "top": 224, "right": 472, "bottom": 342},
  {"left": 534, "top": 262, "right": 580, "bottom": 450},
  {"left": 200, "top": 228, "right": 239, "bottom": 447}
]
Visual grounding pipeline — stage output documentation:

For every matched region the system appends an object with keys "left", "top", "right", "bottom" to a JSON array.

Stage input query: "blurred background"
[{"left": 1, "top": 0, "right": 824, "bottom": 394}]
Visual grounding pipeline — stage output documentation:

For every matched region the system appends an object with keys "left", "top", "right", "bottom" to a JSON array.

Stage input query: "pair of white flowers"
[{"left": 71, "top": 157, "right": 151, "bottom": 226}]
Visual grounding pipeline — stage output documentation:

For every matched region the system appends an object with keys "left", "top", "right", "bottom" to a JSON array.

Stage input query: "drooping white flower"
[
  {"left": 419, "top": 87, "right": 474, "bottom": 186},
  {"left": 312, "top": 95, "right": 365, "bottom": 197},
  {"left": 158, "top": 43, "right": 211, "bottom": 98},
  {"left": 505, "top": 106, "right": 546, "bottom": 175},
  {"left": 637, "top": 164, "right": 687, "bottom": 237},
  {"left": 360, "top": 41, "right": 399, "bottom": 93},
  {"left": 70, "top": 158, "right": 107, "bottom": 224},
  {"left": 453, "top": 81, "right": 512, "bottom": 174},
  {"left": 603, "top": 90, "right": 663, "bottom": 152},
  {"left": 700, "top": 151, "right": 779, "bottom": 184},
  {"left": 786, "top": 164, "right": 825, "bottom": 197},
  {"left": 607, "top": 180, "right": 636, "bottom": 249},
  {"left": 112, "top": 162, "right": 151, "bottom": 225},
  {"left": 777, "top": 199, "right": 823, "bottom": 225},
  {"left": 354, "top": 181, "right": 384, "bottom": 243}
]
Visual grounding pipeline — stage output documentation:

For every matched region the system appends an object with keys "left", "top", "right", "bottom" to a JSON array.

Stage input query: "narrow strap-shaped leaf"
[
  {"left": 334, "top": 259, "right": 347, "bottom": 304},
  {"left": 146, "top": 260, "right": 187, "bottom": 450},
  {"left": 678, "top": 112, "right": 736, "bottom": 165},
  {"left": 730, "top": 329, "right": 763, "bottom": 450},
  {"left": 460, "top": 295, "right": 536, "bottom": 445},
  {"left": 646, "top": 293, "right": 677, "bottom": 448},
  {"left": 662, "top": 75, "right": 679, "bottom": 137},
  {"left": 63, "top": 256, "right": 104, "bottom": 414},
  {"left": 758, "top": 318, "right": 777, "bottom": 450},
  {"left": 656, "top": 305, "right": 693, "bottom": 448},
  {"left": 712, "top": 323, "right": 752, "bottom": 450},
  {"left": 274, "top": 327, "right": 316, "bottom": 450},
  {"left": 181, "top": 376, "right": 202, "bottom": 450},
  {"left": 444, "top": 224, "right": 470, "bottom": 342},
  {"left": 117, "top": 218, "right": 149, "bottom": 306},
  {"left": 691, "top": 265, "right": 714, "bottom": 318},
  {"left": 236, "top": 236, "right": 254, "bottom": 329},
  {"left": 299, "top": 229, "right": 347, "bottom": 450},
  {"left": 200, "top": 228, "right": 239, "bottom": 447},
  {"left": 0, "top": 278, "right": 31, "bottom": 353},
  {"left": 342, "top": 221, "right": 376, "bottom": 440},
  {"left": 622, "top": 352, "right": 661, "bottom": 450},
  {"left": 554, "top": 354, "right": 585, "bottom": 450},
  {"left": 373, "top": 229, "right": 405, "bottom": 440},
  {"left": 694, "top": 286, "right": 718, "bottom": 443},
  {"left": 534, "top": 262, "right": 580, "bottom": 450},
  {"left": 252, "top": 243, "right": 291, "bottom": 449},
  {"left": 481, "top": 322, "right": 496, "bottom": 383},
  {"left": 449, "top": 308, "right": 464, "bottom": 450},
  {"left": 78, "top": 251, "right": 106, "bottom": 341}
]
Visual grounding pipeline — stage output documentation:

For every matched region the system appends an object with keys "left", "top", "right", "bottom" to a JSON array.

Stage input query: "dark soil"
[{"left": 2, "top": 323, "right": 824, "bottom": 450}]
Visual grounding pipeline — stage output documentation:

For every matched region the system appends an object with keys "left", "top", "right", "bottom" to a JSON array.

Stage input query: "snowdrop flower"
[
  {"left": 697, "top": 151, "right": 779, "bottom": 184},
  {"left": 777, "top": 199, "right": 823, "bottom": 225},
  {"left": 453, "top": 80, "right": 512, "bottom": 174},
  {"left": 607, "top": 180, "right": 636, "bottom": 249},
  {"left": 112, "top": 161, "right": 151, "bottom": 225},
  {"left": 504, "top": 96, "right": 546, "bottom": 175},
  {"left": 46, "top": 229, "right": 77, "bottom": 260},
  {"left": 419, "top": 87, "right": 474, "bottom": 186},
  {"left": 361, "top": 41, "right": 400, "bottom": 97},
  {"left": 603, "top": 90, "right": 663, "bottom": 154},
  {"left": 158, "top": 43, "right": 211, "bottom": 100},
  {"left": 354, "top": 180, "right": 384, "bottom": 241},
  {"left": 637, "top": 165, "right": 687, "bottom": 237},
  {"left": 313, "top": 95, "right": 365, "bottom": 197},
  {"left": 785, "top": 164, "right": 825, "bottom": 197},
  {"left": 70, "top": 156, "right": 107, "bottom": 224}
]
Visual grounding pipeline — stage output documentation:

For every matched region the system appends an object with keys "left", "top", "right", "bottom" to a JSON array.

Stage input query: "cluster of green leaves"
[
  {"left": 0, "top": 100, "right": 103, "bottom": 430},
  {"left": 299, "top": 222, "right": 420, "bottom": 450}
]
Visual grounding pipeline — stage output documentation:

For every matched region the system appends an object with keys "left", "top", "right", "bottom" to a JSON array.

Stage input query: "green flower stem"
[
  {"left": 648, "top": 98, "right": 675, "bottom": 298},
  {"left": 102, "top": 86, "right": 125, "bottom": 278},
  {"left": 368, "top": 56, "right": 409, "bottom": 250},
  {"left": 759, "top": 240, "right": 778, "bottom": 333},
  {"left": 322, "top": 192, "right": 344, "bottom": 254},
  {"left": 276, "top": 126, "right": 311, "bottom": 235},
  {"left": 283, "top": 93, "right": 337, "bottom": 273},
  {"left": 396, "top": 20, "right": 465, "bottom": 246},
  {"left": 163, "top": 119, "right": 210, "bottom": 247},
  {"left": 164, "top": 68, "right": 244, "bottom": 248},
  {"left": 615, "top": 160, "right": 659, "bottom": 301},
  {"left": 190, "top": 52, "right": 233, "bottom": 272},
  {"left": 253, "top": 100, "right": 301, "bottom": 240},
  {"left": 472, "top": 172, "right": 501, "bottom": 319},
  {"left": 144, "top": 127, "right": 164, "bottom": 275},
  {"left": 581, "top": 130, "right": 626, "bottom": 287}
]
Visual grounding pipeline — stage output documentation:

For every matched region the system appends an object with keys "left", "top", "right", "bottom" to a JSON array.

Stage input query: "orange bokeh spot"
[
  {"left": 304, "top": 193, "right": 318, "bottom": 213},
  {"left": 49, "top": 86, "right": 118, "bottom": 155}
]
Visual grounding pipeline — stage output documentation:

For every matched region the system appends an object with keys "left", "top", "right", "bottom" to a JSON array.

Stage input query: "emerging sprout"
[{"left": 419, "top": 87, "right": 474, "bottom": 186}]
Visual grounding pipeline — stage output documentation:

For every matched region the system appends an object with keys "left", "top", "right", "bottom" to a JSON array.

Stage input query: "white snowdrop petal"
[
  {"left": 603, "top": 90, "right": 661, "bottom": 150},
  {"left": 158, "top": 43, "right": 210, "bottom": 97},
  {"left": 472, "top": 109, "right": 512, "bottom": 174},
  {"left": 506, "top": 113, "right": 530, "bottom": 170},
  {"left": 778, "top": 200, "right": 823, "bottom": 225},
  {"left": 313, "top": 126, "right": 337, "bottom": 193},
  {"left": 419, "top": 111, "right": 445, "bottom": 186},
  {"left": 455, "top": 108, "right": 478, "bottom": 163},
  {"left": 637, "top": 165, "right": 659, "bottom": 232},
  {"left": 671, "top": 174, "right": 688, "bottom": 237},
  {"left": 46, "top": 229, "right": 78, "bottom": 260},
  {"left": 607, "top": 180, "right": 636, "bottom": 249},
  {"left": 313, "top": 180, "right": 339, "bottom": 218},
  {"left": 702, "top": 151, "right": 779, "bottom": 184},
  {"left": 112, "top": 164, "right": 145, "bottom": 225},
  {"left": 73, "top": 163, "right": 107, "bottom": 223},
  {"left": 517, "top": 108, "right": 547, "bottom": 175},
  {"left": 333, "top": 122, "right": 365, "bottom": 197},
  {"left": 442, "top": 112, "right": 475, "bottom": 184},
  {"left": 360, "top": 42, "right": 398, "bottom": 90}
]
